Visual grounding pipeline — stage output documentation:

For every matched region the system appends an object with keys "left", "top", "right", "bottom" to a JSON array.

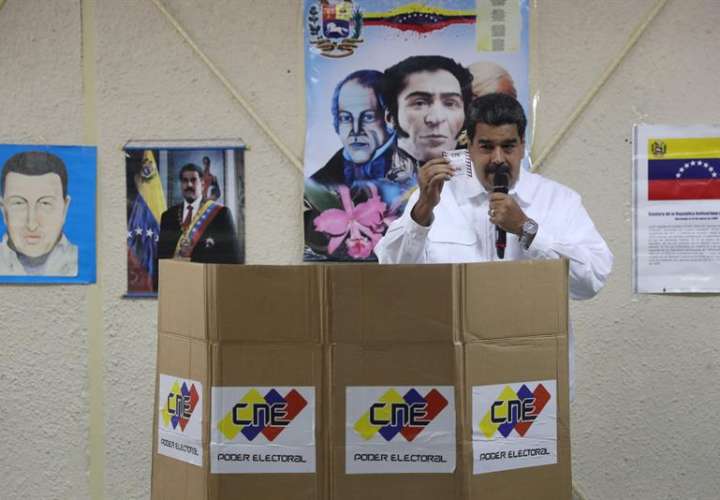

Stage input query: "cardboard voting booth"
[{"left": 152, "top": 260, "right": 570, "bottom": 500}]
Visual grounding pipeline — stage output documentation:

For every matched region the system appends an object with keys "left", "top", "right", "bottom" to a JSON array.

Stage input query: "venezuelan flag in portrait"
[
  {"left": 363, "top": 3, "right": 476, "bottom": 33},
  {"left": 648, "top": 137, "right": 720, "bottom": 200},
  {"left": 126, "top": 150, "right": 166, "bottom": 294}
]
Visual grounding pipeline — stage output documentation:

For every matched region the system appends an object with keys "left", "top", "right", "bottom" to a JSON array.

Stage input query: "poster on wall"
[
  {"left": 0, "top": 145, "right": 96, "bottom": 284},
  {"left": 303, "top": 0, "right": 530, "bottom": 261},
  {"left": 633, "top": 124, "right": 720, "bottom": 293},
  {"left": 124, "top": 140, "right": 245, "bottom": 297}
]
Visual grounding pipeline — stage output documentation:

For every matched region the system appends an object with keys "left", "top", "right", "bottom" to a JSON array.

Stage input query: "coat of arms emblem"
[
  {"left": 307, "top": 0, "right": 364, "bottom": 58},
  {"left": 650, "top": 140, "right": 667, "bottom": 157}
]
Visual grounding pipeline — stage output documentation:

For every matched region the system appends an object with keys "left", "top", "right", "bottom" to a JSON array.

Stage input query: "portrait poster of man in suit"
[
  {"left": 0, "top": 145, "right": 96, "bottom": 284},
  {"left": 124, "top": 141, "right": 245, "bottom": 296}
]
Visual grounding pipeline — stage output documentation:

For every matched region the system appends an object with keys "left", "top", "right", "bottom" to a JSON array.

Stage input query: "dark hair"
[
  {"left": 383, "top": 55, "right": 473, "bottom": 137},
  {"left": 1, "top": 151, "right": 68, "bottom": 198},
  {"left": 179, "top": 163, "right": 203, "bottom": 179},
  {"left": 465, "top": 93, "right": 527, "bottom": 142},
  {"left": 331, "top": 69, "right": 387, "bottom": 133},
  {"left": 202, "top": 156, "right": 210, "bottom": 164}
]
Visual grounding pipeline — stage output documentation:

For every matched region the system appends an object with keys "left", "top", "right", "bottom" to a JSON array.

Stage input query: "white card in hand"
[{"left": 442, "top": 149, "right": 473, "bottom": 177}]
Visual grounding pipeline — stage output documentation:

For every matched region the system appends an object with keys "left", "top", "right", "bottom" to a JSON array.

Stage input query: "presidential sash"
[{"left": 174, "top": 201, "right": 224, "bottom": 259}]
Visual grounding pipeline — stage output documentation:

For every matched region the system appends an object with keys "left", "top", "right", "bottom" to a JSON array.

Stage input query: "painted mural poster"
[
  {"left": 124, "top": 140, "right": 245, "bottom": 297},
  {"left": 303, "top": 0, "right": 530, "bottom": 261},
  {"left": 633, "top": 124, "right": 720, "bottom": 293},
  {"left": 0, "top": 145, "right": 96, "bottom": 283}
]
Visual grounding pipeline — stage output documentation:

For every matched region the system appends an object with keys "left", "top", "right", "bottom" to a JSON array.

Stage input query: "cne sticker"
[
  {"left": 472, "top": 380, "right": 557, "bottom": 474},
  {"left": 210, "top": 387, "right": 316, "bottom": 474},
  {"left": 345, "top": 386, "right": 456, "bottom": 474},
  {"left": 157, "top": 374, "right": 204, "bottom": 466}
]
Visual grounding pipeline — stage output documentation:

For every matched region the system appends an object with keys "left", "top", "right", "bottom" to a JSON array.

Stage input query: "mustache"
[{"left": 485, "top": 163, "right": 511, "bottom": 175}]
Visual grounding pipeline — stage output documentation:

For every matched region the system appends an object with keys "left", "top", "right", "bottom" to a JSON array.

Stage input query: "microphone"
[{"left": 493, "top": 166, "right": 509, "bottom": 259}]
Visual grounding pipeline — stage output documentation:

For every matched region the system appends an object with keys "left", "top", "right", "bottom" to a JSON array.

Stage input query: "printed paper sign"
[
  {"left": 157, "top": 374, "right": 203, "bottom": 466},
  {"left": 210, "top": 387, "right": 315, "bottom": 474},
  {"left": 346, "top": 386, "right": 456, "bottom": 474},
  {"left": 472, "top": 380, "right": 556, "bottom": 474},
  {"left": 124, "top": 140, "right": 246, "bottom": 297},
  {"left": 633, "top": 124, "right": 720, "bottom": 293}
]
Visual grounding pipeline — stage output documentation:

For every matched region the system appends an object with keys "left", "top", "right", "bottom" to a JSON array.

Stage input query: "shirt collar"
[{"left": 183, "top": 197, "right": 201, "bottom": 215}]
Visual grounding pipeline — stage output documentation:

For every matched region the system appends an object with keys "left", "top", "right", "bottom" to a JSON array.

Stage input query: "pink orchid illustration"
[{"left": 313, "top": 184, "right": 388, "bottom": 259}]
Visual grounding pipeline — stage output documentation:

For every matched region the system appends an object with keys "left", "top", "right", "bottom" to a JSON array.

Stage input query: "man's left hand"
[{"left": 488, "top": 193, "right": 527, "bottom": 235}]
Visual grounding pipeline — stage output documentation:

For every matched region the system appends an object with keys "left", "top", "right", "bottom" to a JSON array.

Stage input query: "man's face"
[
  {"left": 0, "top": 172, "right": 69, "bottom": 258},
  {"left": 337, "top": 79, "right": 388, "bottom": 164},
  {"left": 181, "top": 170, "right": 203, "bottom": 203},
  {"left": 468, "top": 123, "right": 525, "bottom": 192},
  {"left": 393, "top": 69, "right": 465, "bottom": 162}
]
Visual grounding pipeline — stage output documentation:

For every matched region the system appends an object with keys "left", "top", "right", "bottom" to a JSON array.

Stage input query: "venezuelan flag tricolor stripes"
[
  {"left": 648, "top": 138, "right": 720, "bottom": 200},
  {"left": 363, "top": 4, "right": 475, "bottom": 33}
]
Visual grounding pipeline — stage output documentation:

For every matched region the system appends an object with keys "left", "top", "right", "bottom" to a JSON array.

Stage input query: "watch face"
[{"left": 523, "top": 219, "right": 538, "bottom": 235}]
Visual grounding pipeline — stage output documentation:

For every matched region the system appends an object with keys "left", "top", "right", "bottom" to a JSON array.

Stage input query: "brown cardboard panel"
[
  {"left": 332, "top": 475, "right": 460, "bottom": 500},
  {"left": 330, "top": 343, "right": 459, "bottom": 386},
  {"left": 208, "top": 476, "right": 320, "bottom": 500},
  {"left": 330, "top": 344, "right": 462, "bottom": 500},
  {"left": 464, "top": 339, "right": 561, "bottom": 386},
  {"left": 158, "top": 260, "right": 208, "bottom": 339},
  {"left": 461, "top": 449, "right": 571, "bottom": 500},
  {"left": 153, "top": 261, "right": 571, "bottom": 500},
  {"left": 151, "top": 455, "right": 208, "bottom": 500},
  {"left": 152, "top": 333, "right": 211, "bottom": 500},
  {"left": 211, "top": 343, "right": 322, "bottom": 386},
  {"left": 210, "top": 265, "right": 322, "bottom": 343},
  {"left": 462, "top": 260, "right": 568, "bottom": 341},
  {"left": 327, "top": 264, "right": 455, "bottom": 344},
  {"left": 463, "top": 339, "right": 571, "bottom": 500},
  {"left": 209, "top": 343, "right": 324, "bottom": 500},
  {"left": 157, "top": 333, "right": 210, "bottom": 384}
]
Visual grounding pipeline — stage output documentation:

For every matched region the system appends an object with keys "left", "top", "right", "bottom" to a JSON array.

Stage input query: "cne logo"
[
  {"left": 161, "top": 380, "right": 200, "bottom": 431},
  {"left": 354, "top": 388, "right": 448, "bottom": 442},
  {"left": 217, "top": 388, "right": 308, "bottom": 442},
  {"left": 480, "top": 383, "right": 551, "bottom": 439}
]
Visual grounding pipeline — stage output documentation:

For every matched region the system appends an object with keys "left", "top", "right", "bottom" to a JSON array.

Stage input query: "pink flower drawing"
[{"left": 313, "top": 184, "right": 390, "bottom": 259}]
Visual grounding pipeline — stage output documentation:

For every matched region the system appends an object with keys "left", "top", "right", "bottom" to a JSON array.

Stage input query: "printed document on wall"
[{"left": 633, "top": 124, "right": 720, "bottom": 293}]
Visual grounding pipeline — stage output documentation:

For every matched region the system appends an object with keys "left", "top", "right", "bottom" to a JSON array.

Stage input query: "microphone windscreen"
[{"left": 493, "top": 168, "right": 509, "bottom": 193}]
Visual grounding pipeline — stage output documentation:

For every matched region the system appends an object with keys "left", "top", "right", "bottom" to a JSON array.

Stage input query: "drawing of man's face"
[
  {"left": 337, "top": 78, "right": 389, "bottom": 164},
  {"left": 393, "top": 69, "right": 465, "bottom": 161},
  {"left": 1, "top": 172, "right": 70, "bottom": 258}
]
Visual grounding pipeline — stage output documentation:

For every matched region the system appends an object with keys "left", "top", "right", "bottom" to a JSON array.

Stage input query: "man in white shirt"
[
  {"left": 376, "top": 93, "right": 612, "bottom": 299},
  {"left": 375, "top": 93, "right": 613, "bottom": 397}
]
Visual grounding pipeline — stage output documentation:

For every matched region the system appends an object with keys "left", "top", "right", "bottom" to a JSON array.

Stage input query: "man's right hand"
[{"left": 411, "top": 158, "right": 455, "bottom": 226}]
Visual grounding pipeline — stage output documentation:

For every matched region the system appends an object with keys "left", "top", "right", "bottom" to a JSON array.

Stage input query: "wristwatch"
[{"left": 519, "top": 218, "right": 538, "bottom": 250}]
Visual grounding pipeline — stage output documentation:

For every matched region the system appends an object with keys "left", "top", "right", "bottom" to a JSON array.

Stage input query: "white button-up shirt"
[
  {"left": 376, "top": 167, "right": 613, "bottom": 300},
  {"left": 375, "top": 168, "right": 613, "bottom": 400}
]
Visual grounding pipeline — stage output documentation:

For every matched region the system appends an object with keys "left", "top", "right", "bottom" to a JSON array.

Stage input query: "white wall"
[{"left": 0, "top": 1, "right": 718, "bottom": 499}]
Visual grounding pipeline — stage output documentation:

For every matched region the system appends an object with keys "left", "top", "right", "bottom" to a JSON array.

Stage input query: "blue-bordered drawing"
[{"left": 0, "top": 145, "right": 96, "bottom": 284}]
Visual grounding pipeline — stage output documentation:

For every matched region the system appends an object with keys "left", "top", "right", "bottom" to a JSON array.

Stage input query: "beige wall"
[{"left": 0, "top": 1, "right": 718, "bottom": 499}]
